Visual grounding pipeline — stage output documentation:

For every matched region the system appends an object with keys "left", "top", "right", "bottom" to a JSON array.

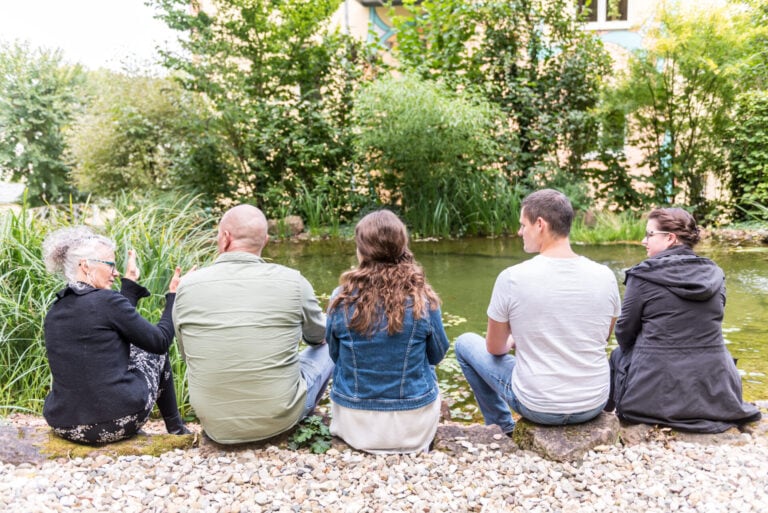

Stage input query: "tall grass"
[
  {"left": 0, "top": 205, "right": 60, "bottom": 413},
  {"left": 0, "top": 194, "right": 217, "bottom": 416},
  {"left": 733, "top": 201, "right": 768, "bottom": 226},
  {"left": 293, "top": 183, "right": 343, "bottom": 237},
  {"left": 461, "top": 173, "right": 522, "bottom": 237},
  {"left": 570, "top": 210, "right": 645, "bottom": 244},
  {"left": 406, "top": 172, "right": 523, "bottom": 238}
]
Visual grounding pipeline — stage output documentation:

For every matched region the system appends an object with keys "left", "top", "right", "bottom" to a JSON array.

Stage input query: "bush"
[
  {"left": 729, "top": 90, "right": 768, "bottom": 220},
  {"left": 353, "top": 73, "right": 517, "bottom": 237},
  {"left": 151, "top": 0, "right": 371, "bottom": 220},
  {"left": 67, "top": 73, "right": 183, "bottom": 196}
]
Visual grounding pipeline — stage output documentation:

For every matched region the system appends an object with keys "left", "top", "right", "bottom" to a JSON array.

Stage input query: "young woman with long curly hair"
[{"left": 325, "top": 210, "right": 450, "bottom": 453}]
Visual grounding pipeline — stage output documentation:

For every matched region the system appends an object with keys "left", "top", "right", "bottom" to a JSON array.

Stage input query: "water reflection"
[{"left": 265, "top": 237, "right": 768, "bottom": 407}]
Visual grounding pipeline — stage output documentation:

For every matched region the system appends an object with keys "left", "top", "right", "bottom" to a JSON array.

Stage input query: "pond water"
[{"left": 264, "top": 237, "right": 768, "bottom": 420}]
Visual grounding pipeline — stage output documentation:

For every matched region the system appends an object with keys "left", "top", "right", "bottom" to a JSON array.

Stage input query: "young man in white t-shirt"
[{"left": 455, "top": 189, "right": 620, "bottom": 434}]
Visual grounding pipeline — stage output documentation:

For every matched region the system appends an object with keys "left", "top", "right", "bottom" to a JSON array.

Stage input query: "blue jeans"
[
  {"left": 299, "top": 343, "right": 335, "bottom": 419},
  {"left": 455, "top": 333, "right": 606, "bottom": 433}
]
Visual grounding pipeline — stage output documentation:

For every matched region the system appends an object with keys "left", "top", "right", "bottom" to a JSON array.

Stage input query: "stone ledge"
[
  {"left": 2, "top": 410, "right": 766, "bottom": 466},
  {"left": 0, "top": 422, "right": 197, "bottom": 465}
]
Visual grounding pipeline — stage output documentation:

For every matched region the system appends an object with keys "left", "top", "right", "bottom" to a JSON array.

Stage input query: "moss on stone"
[
  {"left": 511, "top": 420, "right": 533, "bottom": 447},
  {"left": 37, "top": 430, "right": 197, "bottom": 459}
]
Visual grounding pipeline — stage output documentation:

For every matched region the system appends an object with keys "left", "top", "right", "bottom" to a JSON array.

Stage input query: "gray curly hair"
[{"left": 42, "top": 227, "right": 116, "bottom": 288}]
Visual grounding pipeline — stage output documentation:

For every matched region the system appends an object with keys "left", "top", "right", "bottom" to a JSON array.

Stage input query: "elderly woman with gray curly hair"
[{"left": 41, "top": 226, "right": 192, "bottom": 444}]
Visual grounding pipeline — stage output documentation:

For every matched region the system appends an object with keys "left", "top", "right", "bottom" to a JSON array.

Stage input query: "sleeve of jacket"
[
  {"left": 119, "top": 278, "right": 151, "bottom": 306},
  {"left": 426, "top": 305, "right": 450, "bottom": 365},
  {"left": 107, "top": 290, "right": 176, "bottom": 355},
  {"left": 325, "top": 309, "right": 340, "bottom": 363},
  {"left": 324, "top": 287, "right": 342, "bottom": 362},
  {"left": 615, "top": 276, "right": 642, "bottom": 352}
]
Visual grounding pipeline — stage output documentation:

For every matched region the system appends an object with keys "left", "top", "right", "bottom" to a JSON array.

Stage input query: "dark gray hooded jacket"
[{"left": 610, "top": 245, "right": 761, "bottom": 433}]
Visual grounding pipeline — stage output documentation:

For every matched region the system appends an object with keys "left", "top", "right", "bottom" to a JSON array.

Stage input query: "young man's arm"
[{"left": 486, "top": 318, "right": 513, "bottom": 356}]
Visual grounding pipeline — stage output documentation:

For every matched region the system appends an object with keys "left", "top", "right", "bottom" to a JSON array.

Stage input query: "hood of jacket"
[{"left": 625, "top": 245, "right": 724, "bottom": 301}]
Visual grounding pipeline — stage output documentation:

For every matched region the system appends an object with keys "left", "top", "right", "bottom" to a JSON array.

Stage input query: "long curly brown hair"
[{"left": 329, "top": 210, "right": 440, "bottom": 337}]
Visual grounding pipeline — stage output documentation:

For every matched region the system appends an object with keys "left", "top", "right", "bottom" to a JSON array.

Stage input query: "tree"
[
  {"left": 66, "top": 71, "right": 229, "bottom": 205},
  {"left": 150, "top": 0, "right": 372, "bottom": 220},
  {"left": 728, "top": 91, "right": 768, "bottom": 220},
  {"left": 725, "top": 0, "right": 768, "bottom": 219},
  {"left": 392, "top": 0, "right": 612, "bottom": 199},
  {"left": 608, "top": 3, "right": 755, "bottom": 216},
  {"left": 0, "top": 42, "right": 85, "bottom": 206}
]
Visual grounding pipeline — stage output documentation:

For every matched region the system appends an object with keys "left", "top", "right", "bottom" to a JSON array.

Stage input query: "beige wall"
[{"left": 329, "top": 1, "right": 703, "bottom": 51}]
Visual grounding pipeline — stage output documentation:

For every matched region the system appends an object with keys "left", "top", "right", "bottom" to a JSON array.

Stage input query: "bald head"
[{"left": 217, "top": 205, "right": 269, "bottom": 255}]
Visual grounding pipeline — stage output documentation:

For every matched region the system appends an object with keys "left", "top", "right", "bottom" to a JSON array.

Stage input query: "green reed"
[
  {"left": 406, "top": 172, "right": 522, "bottom": 238},
  {"left": 293, "top": 183, "right": 343, "bottom": 237},
  {"left": 0, "top": 202, "right": 61, "bottom": 413},
  {"left": 570, "top": 210, "right": 645, "bottom": 244}
]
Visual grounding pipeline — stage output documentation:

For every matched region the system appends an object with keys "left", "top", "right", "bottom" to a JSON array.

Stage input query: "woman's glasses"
[
  {"left": 644, "top": 230, "right": 671, "bottom": 239},
  {"left": 88, "top": 259, "right": 117, "bottom": 271}
]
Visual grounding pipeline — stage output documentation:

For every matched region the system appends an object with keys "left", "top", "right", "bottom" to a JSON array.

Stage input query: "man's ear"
[{"left": 220, "top": 230, "right": 232, "bottom": 251}]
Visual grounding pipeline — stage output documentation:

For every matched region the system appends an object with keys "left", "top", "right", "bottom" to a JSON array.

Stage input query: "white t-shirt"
[{"left": 487, "top": 255, "right": 620, "bottom": 413}]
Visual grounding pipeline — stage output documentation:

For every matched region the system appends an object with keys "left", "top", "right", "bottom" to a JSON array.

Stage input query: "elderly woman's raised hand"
[
  {"left": 124, "top": 249, "right": 140, "bottom": 282},
  {"left": 169, "top": 265, "right": 197, "bottom": 294}
]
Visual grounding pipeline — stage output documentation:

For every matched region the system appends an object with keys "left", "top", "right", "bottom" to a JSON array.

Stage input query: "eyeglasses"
[
  {"left": 644, "top": 230, "right": 671, "bottom": 239},
  {"left": 88, "top": 259, "right": 117, "bottom": 272}
]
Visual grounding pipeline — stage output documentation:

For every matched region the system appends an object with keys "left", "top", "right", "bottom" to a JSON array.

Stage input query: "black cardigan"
[{"left": 43, "top": 279, "right": 175, "bottom": 427}]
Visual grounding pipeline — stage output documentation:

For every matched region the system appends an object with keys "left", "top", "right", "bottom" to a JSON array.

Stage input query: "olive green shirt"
[{"left": 172, "top": 252, "right": 326, "bottom": 443}]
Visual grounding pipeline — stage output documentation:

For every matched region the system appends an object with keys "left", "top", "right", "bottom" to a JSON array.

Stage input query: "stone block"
[
  {"left": 267, "top": 215, "right": 305, "bottom": 236},
  {"left": 512, "top": 411, "right": 620, "bottom": 462},
  {"left": 619, "top": 417, "right": 768, "bottom": 446},
  {"left": 432, "top": 422, "right": 517, "bottom": 455},
  {"left": 0, "top": 422, "right": 197, "bottom": 464}
]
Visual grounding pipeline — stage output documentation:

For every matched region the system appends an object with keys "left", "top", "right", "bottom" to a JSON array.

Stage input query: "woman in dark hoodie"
[{"left": 607, "top": 208, "right": 760, "bottom": 433}]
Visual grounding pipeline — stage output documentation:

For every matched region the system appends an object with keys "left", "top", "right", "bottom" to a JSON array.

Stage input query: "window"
[{"left": 577, "top": 0, "right": 628, "bottom": 24}]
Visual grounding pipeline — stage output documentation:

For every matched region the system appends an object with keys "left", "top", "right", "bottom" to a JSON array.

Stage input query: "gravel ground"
[{"left": 2, "top": 415, "right": 767, "bottom": 513}]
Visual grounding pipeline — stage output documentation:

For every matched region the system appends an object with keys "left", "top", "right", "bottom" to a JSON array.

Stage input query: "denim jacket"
[{"left": 326, "top": 291, "right": 450, "bottom": 412}]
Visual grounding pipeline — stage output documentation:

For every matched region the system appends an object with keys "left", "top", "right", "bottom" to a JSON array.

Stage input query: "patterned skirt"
[{"left": 52, "top": 346, "right": 169, "bottom": 444}]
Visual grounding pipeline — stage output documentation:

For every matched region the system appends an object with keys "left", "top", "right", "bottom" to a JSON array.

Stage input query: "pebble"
[{"left": 2, "top": 429, "right": 768, "bottom": 512}]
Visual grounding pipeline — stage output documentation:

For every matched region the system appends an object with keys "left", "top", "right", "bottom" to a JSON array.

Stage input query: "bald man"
[{"left": 173, "top": 205, "right": 333, "bottom": 444}]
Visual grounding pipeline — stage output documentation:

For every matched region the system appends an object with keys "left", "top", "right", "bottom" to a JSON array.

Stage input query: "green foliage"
[
  {"left": 570, "top": 210, "right": 645, "bottom": 244},
  {"left": 0, "top": 200, "right": 61, "bottom": 413},
  {"left": 585, "top": 100, "right": 646, "bottom": 211},
  {"left": 737, "top": 0, "right": 768, "bottom": 91},
  {"left": 150, "top": 0, "right": 372, "bottom": 221},
  {"left": 608, "top": 3, "right": 754, "bottom": 216},
  {"left": 287, "top": 415, "right": 332, "bottom": 454},
  {"left": 67, "top": 71, "right": 212, "bottom": 200},
  {"left": 729, "top": 90, "right": 768, "bottom": 220},
  {"left": 353, "top": 73, "right": 518, "bottom": 237},
  {"left": 392, "top": 0, "right": 612, "bottom": 194},
  {"left": 0, "top": 42, "right": 86, "bottom": 206},
  {"left": 0, "top": 194, "right": 217, "bottom": 416}
]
